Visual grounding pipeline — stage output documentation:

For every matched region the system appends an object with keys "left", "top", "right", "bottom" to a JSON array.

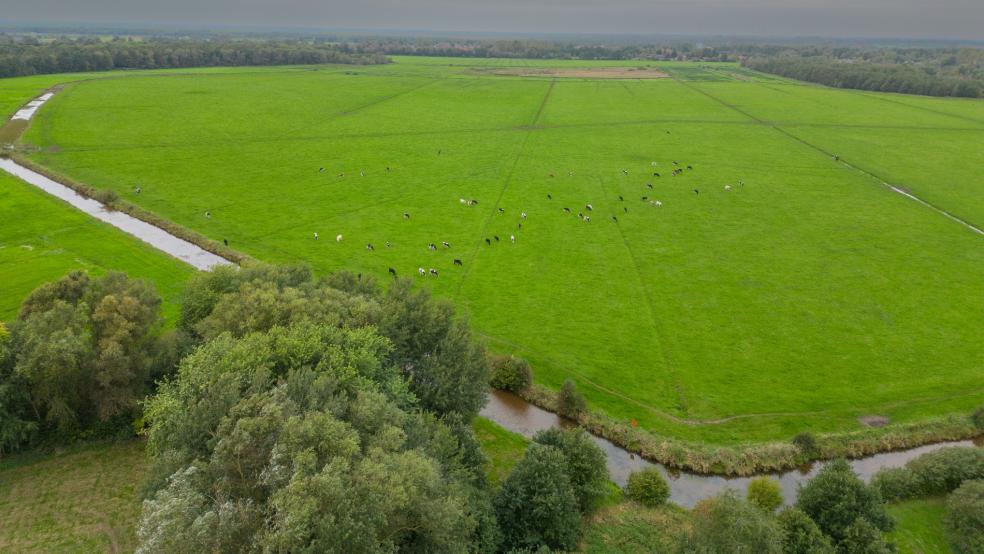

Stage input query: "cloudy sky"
[{"left": 4, "top": 0, "right": 983, "bottom": 40}]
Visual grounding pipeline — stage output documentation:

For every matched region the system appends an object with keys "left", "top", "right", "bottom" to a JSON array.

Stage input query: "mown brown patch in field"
[
  {"left": 0, "top": 120, "right": 28, "bottom": 146},
  {"left": 487, "top": 67, "right": 670, "bottom": 79},
  {"left": 859, "top": 415, "right": 892, "bottom": 428}
]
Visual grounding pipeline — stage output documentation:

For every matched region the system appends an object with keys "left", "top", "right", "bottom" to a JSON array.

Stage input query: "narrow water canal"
[{"left": 480, "top": 389, "right": 980, "bottom": 508}]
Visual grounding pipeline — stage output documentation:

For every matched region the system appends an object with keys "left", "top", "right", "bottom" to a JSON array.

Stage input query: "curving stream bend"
[{"left": 481, "top": 389, "right": 981, "bottom": 508}]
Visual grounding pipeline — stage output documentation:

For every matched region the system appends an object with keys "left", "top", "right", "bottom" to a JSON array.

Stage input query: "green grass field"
[
  {"left": 886, "top": 497, "right": 952, "bottom": 554},
  {"left": 0, "top": 171, "right": 192, "bottom": 321},
  {"left": 11, "top": 56, "right": 984, "bottom": 444},
  {"left": 473, "top": 416, "right": 530, "bottom": 487},
  {"left": 0, "top": 440, "right": 146, "bottom": 553}
]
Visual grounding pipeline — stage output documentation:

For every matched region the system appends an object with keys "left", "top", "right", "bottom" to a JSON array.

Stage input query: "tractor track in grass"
[
  {"left": 674, "top": 77, "right": 984, "bottom": 238},
  {"left": 853, "top": 90, "right": 984, "bottom": 128},
  {"left": 455, "top": 79, "right": 556, "bottom": 294},
  {"left": 593, "top": 174, "right": 692, "bottom": 416}
]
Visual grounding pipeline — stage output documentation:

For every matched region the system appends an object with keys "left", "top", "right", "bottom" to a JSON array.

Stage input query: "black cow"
[
  {"left": 547, "top": 194, "right": 552, "bottom": 199},
  {"left": 693, "top": 189, "right": 700, "bottom": 195},
  {"left": 563, "top": 207, "right": 571, "bottom": 213},
  {"left": 494, "top": 236, "right": 500, "bottom": 242},
  {"left": 367, "top": 243, "right": 375, "bottom": 251},
  {"left": 647, "top": 183, "right": 653, "bottom": 189},
  {"left": 388, "top": 267, "right": 397, "bottom": 277},
  {"left": 485, "top": 238, "right": 492, "bottom": 246},
  {"left": 453, "top": 259, "right": 463, "bottom": 266},
  {"left": 403, "top": 212, "right": 411, "bottom": 219}
]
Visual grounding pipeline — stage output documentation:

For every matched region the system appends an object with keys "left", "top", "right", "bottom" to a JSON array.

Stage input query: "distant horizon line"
[{"left": 2, "top": 20, "right": 982, "bottom": 46}]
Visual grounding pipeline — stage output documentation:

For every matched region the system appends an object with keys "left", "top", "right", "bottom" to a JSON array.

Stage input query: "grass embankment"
[
  {"left": 473, "top": 416, "right": 529, "bottom": 486},
  {"left": 8, "top": 57, "right": 984, "bottom": 448},
  {"left": 0, "top": 440, "right": 146, "bottom": 553},
  {"left": 580, "top": 502, "right": 691, "bottom": 553}
]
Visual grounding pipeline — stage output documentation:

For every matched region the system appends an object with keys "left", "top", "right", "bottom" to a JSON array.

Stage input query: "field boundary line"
[
  {"left": 482, "top": 331, "right": 984, "bottom": 426},
  {"left": 676, "top": 78, "right": 984, "bottom": 238},
  {"left": 531, "top": 78, "right": 556, "bottom": 127},
  {"left": 273, "top": 78, "right": 441, "bottom": 141},
  {"left": 852, "top": 90, "right": 984, "bottom": 127},
  {"left": 593, "top": 174, "right": 691, "bottom": 415}
]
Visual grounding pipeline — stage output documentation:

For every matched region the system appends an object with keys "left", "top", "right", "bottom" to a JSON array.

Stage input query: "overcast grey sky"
[{"left": 4, "top": 0, "right": 983, "bottom": 40}]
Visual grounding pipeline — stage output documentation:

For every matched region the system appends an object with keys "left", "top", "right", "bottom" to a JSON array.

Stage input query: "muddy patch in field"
[
  {"left": 484, "top": 67, "right": 670, "bottom": 79},
  {"left": 859, "top": 415, "right": 891, "bottom": 428}
]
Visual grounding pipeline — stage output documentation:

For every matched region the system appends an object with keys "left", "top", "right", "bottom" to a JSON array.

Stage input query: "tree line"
[
  {"left": 742, "top": 47, "right": 984, "bottom": 98},
  {"left": 345, "top": 37, "right": 735, "bottom": 62},
  {"left": 0, "top": 36, "right": 388, "bottom": 78}
]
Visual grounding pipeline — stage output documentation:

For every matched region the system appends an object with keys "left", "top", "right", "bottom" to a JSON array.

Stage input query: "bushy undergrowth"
[
  {"left": 489, "top": 355, "right": 532, "bottom": 392},
  {"left": 872, "top": 447, "right": 984, "bottom": 501},
  {"left": 624, "top": 467, "right": 671, "bottom": 507}
]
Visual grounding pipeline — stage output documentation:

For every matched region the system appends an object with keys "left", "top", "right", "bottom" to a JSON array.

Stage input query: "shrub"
[
  {"left": 944, "top": 480, "right": 984, "bottom": 554},
  {"left": 905, "top": 447, "right": 984, "bottom": 497},
  {"left": 558, "top": 379, "right": 587, "bottom": 419},
  {"left": 776, "top": 507, "right": 835, "bottom": 554},
  {"left": 624, "top": 467, "right": 671, "bottom": 507},
  {"left": 792, "top": 432, "right": 819, "bottom": 456},
  {"left": 972, "top": 405, "right": 984, "bottom": 431},
  {"left": 533, "top": 427, "right": 609, "bottom": 514},
  {"left": 92, "top": 188, "right": 119, "bottom": 207},
  {"left": 748, "top": 477, "right": 784, "bottom": 512},
  {"left": 870, "top": 467, "right": 919, "bottom": 502},
  {"left": 796, "top": 459, "right": 893, "bottom": 544},
  {"left": 838, "top": 517, "right": 895, "bottom": 554},
  {"left": 489, "top": 355, "right": 533, "bottom": 392},
  {"left": 680, "top": 491, "right": 784, "bottom": 553},
  {"left": 494, "top": 444, "right": 582, "bottom": 552},
  {"left": 871, "top": 447, "right": 984, "bottom": 501}
]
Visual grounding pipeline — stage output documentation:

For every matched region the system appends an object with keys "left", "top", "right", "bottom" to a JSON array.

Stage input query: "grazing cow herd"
[{"left": 308, "top": 155, "right": 745, "bottom": 279}]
